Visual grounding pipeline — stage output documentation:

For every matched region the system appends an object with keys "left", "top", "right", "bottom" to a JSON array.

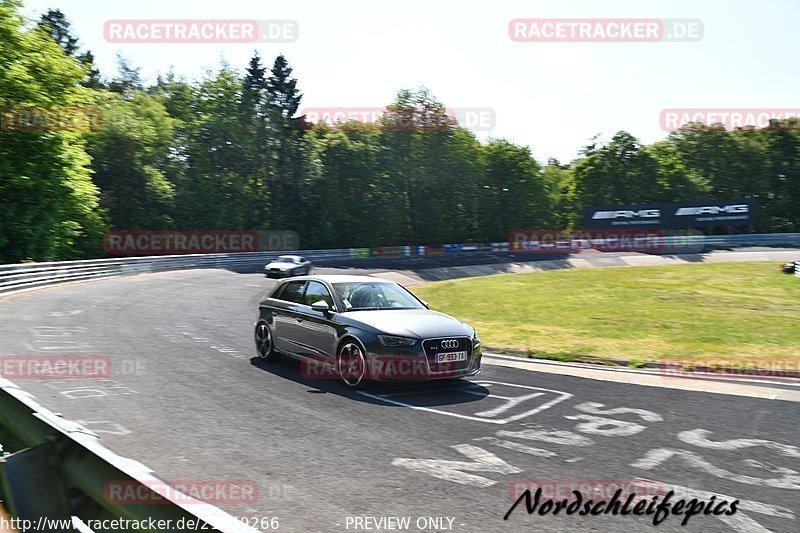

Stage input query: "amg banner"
[{"left": 584, "top": 199, "right": 753, "bottom": 229}]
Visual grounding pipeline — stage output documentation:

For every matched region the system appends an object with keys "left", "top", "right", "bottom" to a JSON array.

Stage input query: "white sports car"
[{"left": 265, "top": 255, "right": 312, "bottom": 278}]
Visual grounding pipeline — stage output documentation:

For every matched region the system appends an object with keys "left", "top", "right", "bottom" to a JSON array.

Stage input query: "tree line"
[{"left": 1, "top": 3, "right": 798, "bottom": 263}]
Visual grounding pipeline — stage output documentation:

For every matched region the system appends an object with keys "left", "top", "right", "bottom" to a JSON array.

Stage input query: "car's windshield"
[
  {"left": 275, "top": 257, "right": 295, "bottom": 263},
  {"left": 332, "top": 282, "right": 425, "bottom": 311}
]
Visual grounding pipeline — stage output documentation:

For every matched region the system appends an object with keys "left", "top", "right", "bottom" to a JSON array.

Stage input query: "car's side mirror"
[{"left": 311, "top": 300, "right": 333, "bottom": 313}]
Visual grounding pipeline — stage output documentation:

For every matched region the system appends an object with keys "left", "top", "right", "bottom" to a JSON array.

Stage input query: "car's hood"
[
  {"left": 341, "top": 309, "right": 474, "bottom": 339},
  {"left": 266, "top": 262, "right": 293, "bottom": 269}
]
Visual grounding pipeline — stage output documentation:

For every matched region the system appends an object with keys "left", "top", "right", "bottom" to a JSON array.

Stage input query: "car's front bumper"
[
  {"left": 364, "top": 339, "right": 482, "bottom": 381},
  {"left": 265, "top": 269, "right": 293, "bottom": 277}
]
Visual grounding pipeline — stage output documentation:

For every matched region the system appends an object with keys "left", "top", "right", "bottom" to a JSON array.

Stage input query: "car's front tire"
[
  {"left": 336, "top": 339, "right": 368, "bottom": 389},
  {"left": 255, "top": 322, "right": 278, "bottom": 361}
]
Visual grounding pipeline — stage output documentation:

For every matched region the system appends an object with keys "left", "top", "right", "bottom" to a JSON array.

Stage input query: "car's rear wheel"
[
  {"left": 337, "top": 340, "right": 368, "bottom": 389},
  {"left": 255, "top": 322, "right": 278, "bottom": 361}
]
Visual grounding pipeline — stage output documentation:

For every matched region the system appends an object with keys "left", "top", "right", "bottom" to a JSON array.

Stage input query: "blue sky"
[{"left": 20, "top": 0, "right": 800, "bottom": 163}]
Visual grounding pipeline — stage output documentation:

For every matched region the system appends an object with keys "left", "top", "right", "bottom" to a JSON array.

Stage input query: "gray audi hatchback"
[{"left": 254, "top": 275, "right": 482, "bottom": 388}]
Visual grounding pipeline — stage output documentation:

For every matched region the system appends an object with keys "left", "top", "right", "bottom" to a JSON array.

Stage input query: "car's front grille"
[{"left": 421, "top": 336, "right": 472, "bottom": 374}]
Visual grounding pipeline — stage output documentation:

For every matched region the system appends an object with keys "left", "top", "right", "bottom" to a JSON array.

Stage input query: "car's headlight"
[
  {"left": 472, "top": 332, "right": 481, "bottom": 349},
  {"left": 378, "top": 335, "right": 418, "bottom": 347}
]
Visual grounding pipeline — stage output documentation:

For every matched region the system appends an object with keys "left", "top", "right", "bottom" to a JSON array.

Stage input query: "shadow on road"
[{"left": 249, "top": 356, "right": 490, "bottom": 407}]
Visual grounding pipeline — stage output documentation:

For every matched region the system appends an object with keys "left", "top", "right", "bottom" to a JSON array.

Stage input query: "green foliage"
[
  {"left": 85, "top": 91, "right": 176, "bottom": 229},
  {"left": 0, "top": 1, "right": 106, "bottom": 262},
  {"left": 412, "top": 262, "right": 800, "bottom": 363},
  {"left": 37, "top": 8, "right": 103, "bottom": 89},
  {"left": 481, "top": 139, "right": 548, "bottom": 239},
  {"left": 1, "top": 1, "right": 799, "bottom": 265}
]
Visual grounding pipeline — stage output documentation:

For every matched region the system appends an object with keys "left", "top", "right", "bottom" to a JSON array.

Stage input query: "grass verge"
[{"left": 411, "top": 262, "right": 800, "bottom": 367}]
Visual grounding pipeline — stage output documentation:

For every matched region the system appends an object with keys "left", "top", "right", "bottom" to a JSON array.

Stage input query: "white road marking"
[
  {"left": 474, "top": 391, "right": 545, "bottom": 418},
  {"left": 43, "top": 379, "right": 139, "bottom": 400},
  {"left": 472, "top": 437, "right": 556, "bottom": 457},
  {"left": 157, "top": 326, "right": 245, "bottom": 358},
  {"left": 391, "top": 444, "right": 520, "bottom": 487},
  {"left": 573, "top": 401, "right": 663, "bottom": 421},
  {"left": 376, "top": 385, "right": 486, "bottom": 398},
  {"left": 30, "top": 326, "right": 88, "bottom": 336},
  {"left": 496, "top": 426, "right": 594, "bottom": 446},
  {"left": 563, "top": 414, "right": 648, "bottom": 437},
  {"left": 678, "top": 429, "right": 800, "bottom": 457},
  {"left": 658, "top": 480, "right": 795, "bottom": 533},
  {"left": 76, "top": 420, "right": 131, "bottom": 435},
  {"left": 24, "top": 325, "right": 92, "bottom": 352},
  {"left": 45, "top": 310, "right": 84, "bottom": 317},
  {"left": 631, "top": 448, "right": 800, "bottom": 489},
  {"left": 357, "top": 381, "right": 571, "bottom": 424}
]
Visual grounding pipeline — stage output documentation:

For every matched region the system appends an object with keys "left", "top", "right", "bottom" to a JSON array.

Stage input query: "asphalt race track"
[{"left": 0, "top": 261, "right": 798, "bottom": 533}]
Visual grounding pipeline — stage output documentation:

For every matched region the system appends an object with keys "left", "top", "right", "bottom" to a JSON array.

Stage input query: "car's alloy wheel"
[
  {"left": 337, "top": 341, "right": 367, "bottom": 388},
  {"left": 255, "top": 322, "right": 277, "bottom": 360}
]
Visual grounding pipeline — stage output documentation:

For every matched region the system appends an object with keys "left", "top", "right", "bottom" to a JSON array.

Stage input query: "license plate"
[{"left": 436, "top": 351, "right": 468, "bottom": 363}]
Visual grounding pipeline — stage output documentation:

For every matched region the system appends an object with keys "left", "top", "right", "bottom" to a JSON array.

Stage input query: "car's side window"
[
  {"left": 304, "top": 281, "right": 334, "bottom": 308},
  {"left": 270, "top": 283, "right": 286, "bottom": 300},
  {"left": 280, "top": 281, "right": 307, "bottom": 304}
]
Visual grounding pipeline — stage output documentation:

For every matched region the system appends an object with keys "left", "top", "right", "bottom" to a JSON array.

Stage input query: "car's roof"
[
  {"left": 284, "top": 274, "right": 394, "bottom": 284},
  {"left": 276, "top": 254, "right": 304, "bottom": 260}
]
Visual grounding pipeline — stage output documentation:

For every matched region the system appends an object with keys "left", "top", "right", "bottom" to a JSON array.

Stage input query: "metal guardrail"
[
  {"left": 0, "top": 249, "right": 354, "bottom": 296},
  {"left": 0, "top": 232, "right": 797, "bottom": 530},
  {"left": 1, "top": 234, "right": 799, "bottom": 297},
  {"left": 0, "top": 379, "right": 258, "bottom": 533},
  {"left": 699, "top": 233, "right": 800, "bottom": 247}
]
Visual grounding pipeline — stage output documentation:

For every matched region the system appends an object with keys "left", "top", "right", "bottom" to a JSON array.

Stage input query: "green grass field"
[{"left": 411, "top": 262, "right": 800, "bottom": 365}]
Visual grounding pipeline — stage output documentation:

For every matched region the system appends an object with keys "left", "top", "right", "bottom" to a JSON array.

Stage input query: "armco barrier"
[
  {"left": 0, "top": 379, "right": 258, "bottom": 532},
  {"left": 0, "top": 233, "right": 798, "bottom": 529},
  {"left": 0, "top": 249, "right": 352, "bottom": 296},
  {"left": 1, "top": 233, "right": 799, "bottom": 296}
]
